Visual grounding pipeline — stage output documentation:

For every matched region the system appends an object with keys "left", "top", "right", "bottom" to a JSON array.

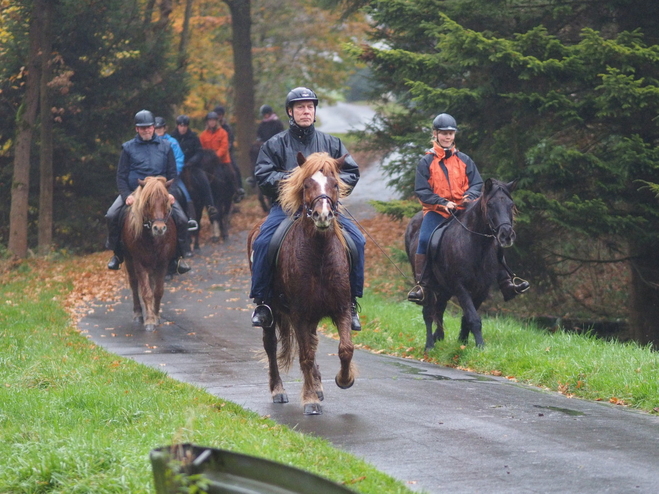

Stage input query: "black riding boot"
[
  {"left": 171, "top": 202, "right": 191, "bottom": 274},
  {"left": 105, "top": 201, "right": 124, "bottom": 270},
  {"left": 251, "top": 302, "right": 274, "bottom": 328},
  {"left": 498, "top": 269, "right": 530, "bottom": 302},
  {"left": 351, "top": 299, "right": 362, "bottom": 331},
  {"left": 231, "top": 161, "right": 245, "bottom": 203},
  {"left": 407, "top": 254, "right": 427, "bottom": 303}
]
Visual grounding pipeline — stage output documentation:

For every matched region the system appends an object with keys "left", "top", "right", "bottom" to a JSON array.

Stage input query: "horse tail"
[{"left": 276, "top": 318, "right": 297, "bottom": 373}]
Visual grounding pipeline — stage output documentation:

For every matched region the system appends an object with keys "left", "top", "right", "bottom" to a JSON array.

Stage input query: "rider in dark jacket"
[
  {"left": 105, "top": 109, "right": 191, "bottom": 273},
  {"left": 171, "top": 115, "right": 218, "bottom": 223},
  {"left": 250, "top": 87, "right": 365, "bottom": 331}
]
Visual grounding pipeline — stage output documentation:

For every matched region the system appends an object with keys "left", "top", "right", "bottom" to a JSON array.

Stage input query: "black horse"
[
  {"left": 184, "top": 149, "right": 236, "bottom": 245},
  {"left": 405, "top": 178, "right": 518, "bottom": 350}
]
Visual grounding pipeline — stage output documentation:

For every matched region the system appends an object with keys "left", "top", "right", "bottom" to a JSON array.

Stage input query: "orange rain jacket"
[
  {"left": 414, "top": 141, "right": 483, "bottom": 218},
  {"left": 199, "top": 127, "right": 231, "bottom": 164}
]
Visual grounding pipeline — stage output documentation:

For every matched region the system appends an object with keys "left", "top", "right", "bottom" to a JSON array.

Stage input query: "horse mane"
[
  {"left": 278, "top": 152, "right": 350, "bottom": 216},
  {"left": 127, "top": 176, "right": 170, "bottom": 239}
]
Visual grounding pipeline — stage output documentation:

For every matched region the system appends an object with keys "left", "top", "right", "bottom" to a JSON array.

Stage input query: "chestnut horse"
[
  {"left": 122, "top": 176, "right": 177, "bottom": 332},
  {"left": 405, "top": 178, "right": 518, "bottom": 349},
  {"left": 247, "top": 152, "right": 357, "bottom": 415}
]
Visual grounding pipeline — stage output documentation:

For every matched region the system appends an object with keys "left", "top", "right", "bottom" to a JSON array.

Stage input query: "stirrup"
[
  {"left": 251, "top": 304, "right": 274, "bottom": 328},
  {"left": 512, "top": 276, "right": 530, "bottom": 293},
  {"left": 407, "top": 284, "right": 425, "bottom": 303},
  {"left": 187, "top": 219, "right": 199, "bottom": 231}
]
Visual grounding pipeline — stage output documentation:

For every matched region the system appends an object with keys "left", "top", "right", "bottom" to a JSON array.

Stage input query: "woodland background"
[{"left": 3, "top": 0, "right": 659, "bottom": 346}]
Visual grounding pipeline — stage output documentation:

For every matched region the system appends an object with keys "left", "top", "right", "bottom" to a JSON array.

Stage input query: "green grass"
[
  {"left": 345, "top": 291, "right": 659, "bottom": 413},
  {"left": 0, "top": 261, "right": 414, "bottom": 494}
]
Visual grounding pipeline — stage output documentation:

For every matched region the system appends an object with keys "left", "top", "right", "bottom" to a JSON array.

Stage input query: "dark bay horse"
[
  {"left": 405, "top": 178, "right": 518, "bottom": 350},
  {"left": 122, "top": 176, "right": 177, "bottom": 332},
  {"left": 197, "top": 149, "right": 236, "bottom": 244},
  {"left": 247, "top": 152, "right": 356, "bottom": 415}
]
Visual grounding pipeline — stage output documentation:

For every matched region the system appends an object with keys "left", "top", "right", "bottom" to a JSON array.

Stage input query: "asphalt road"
[{"left": 79, "top": 229, "right": 659, "bottom": 494}]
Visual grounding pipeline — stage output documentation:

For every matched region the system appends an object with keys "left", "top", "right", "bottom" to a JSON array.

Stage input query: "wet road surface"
[{"left": 79, "top": 232, "right": 659, "bottom": 494}]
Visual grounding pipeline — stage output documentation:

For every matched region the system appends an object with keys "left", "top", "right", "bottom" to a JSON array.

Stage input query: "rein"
[{"left": 142, "top": 206, "right": 172, "bottom": 230}]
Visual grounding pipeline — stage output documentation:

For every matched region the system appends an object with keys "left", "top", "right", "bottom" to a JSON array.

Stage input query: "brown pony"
[
  {"left": 122, "top": 176, "right": 177, "bottom": 332},
  {"left": 247, "top": 152, "right": 356, "bottom": 415}
]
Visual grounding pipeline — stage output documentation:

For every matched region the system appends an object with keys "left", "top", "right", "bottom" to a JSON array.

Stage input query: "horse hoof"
[
  {"left": 303, "top": 403, "right": 322, "bottom": 415},
  {"left": 316, "top": 391, "right": 324, "bottom": 401},
  {"left": 335, "top": 375, "right": 354, "bottom": 390},
  {"left": 134, "top": 316, "right": 144, "bottom": 324},
  {"left": 145, "top": 324, "right": 156, "bottom": 332},
  {"left": 273, "top": 393, "right": 288, "bottom": 404}
]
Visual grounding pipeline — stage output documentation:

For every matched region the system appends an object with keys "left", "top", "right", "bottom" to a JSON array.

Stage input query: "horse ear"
[
  {"left": 484, "top": 178, "right": 493, "bottom": 194},
  {"left": 336, "top": 154, "right": 348, "bottom": 170},
  {"left": 507, "top": 179, "right": 519, "bottom": 193},
  {"left": 297, "top": 152, "right": 306, "bottom": 167},
  {"left": 165, "top": 179, "right": 175, "bottom": 190},
  {"left": 138, "top": 178, "right": 146, "bottom": 187}
]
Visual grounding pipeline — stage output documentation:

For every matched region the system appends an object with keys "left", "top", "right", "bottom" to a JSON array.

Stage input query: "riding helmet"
[
  {"left": 134, "top": 109, "right": 155, "bottom": 127},
  {"left": 260, "top": 104, "right": 273, "bottom": 116},
  {"left": 213, "top": 105, "right": 225, "bottom": 115},
  {"left": 285, "top": 87, "right": 318, "bottom": 110},
  {"left": 154, "top": 116, "right": 167, "bottom": 129},
  {"left": 432, "top": 113, "right": 459, "bottom": 132},
  {"left": 175, "top": 114, "right": 190, "bottom": 126},
  {"left": 206, "top": 111, "right": 219, "bottom": 120}
]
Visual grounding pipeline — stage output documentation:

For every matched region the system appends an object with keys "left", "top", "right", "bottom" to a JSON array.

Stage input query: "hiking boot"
[
  {"left": 351, "top": 300, "right": 362, "bottom": 331},
  {"left": 499, "top": 278, "right": 530, "bottom": 302},
  {"left": 107, "top": 255, "right": 122, "bottom": 270},
  {"left": 251, "top": 304, "right": 274, "bottom": 328},
  {"left": 169, "top": 258, "right": 191, "bottom": 275}
]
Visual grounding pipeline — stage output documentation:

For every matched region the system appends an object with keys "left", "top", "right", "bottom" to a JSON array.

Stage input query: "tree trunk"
[
  {"left": 38, "top": 0, "right": 55, "bottom": 255},
  {"left": 224, "top": 0, "right": 256, "bottom": 180},
  {"left": 178, "top": 0, "right": 194, "bottom": 69},
  {"left": 8, "top": 0, "right": 44, "bottom": 258},
  {"left": 629, "top": 242, "right": 659, "bottom": 349}
]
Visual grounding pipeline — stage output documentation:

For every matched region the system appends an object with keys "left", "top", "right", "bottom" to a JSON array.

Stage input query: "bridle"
[
  {"left": 142, "top": 205, "right": 172, "bottom": 230},
  {"left": 304, "top": 194, "right": 338, "bottom": 218},
  {"left": 450, "top": 186, "right": 514, "bottom": 244}
]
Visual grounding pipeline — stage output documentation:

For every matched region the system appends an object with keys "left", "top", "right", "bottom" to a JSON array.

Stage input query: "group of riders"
[{"left": 105, "top": 86, "right": 530, "bottom": 331}]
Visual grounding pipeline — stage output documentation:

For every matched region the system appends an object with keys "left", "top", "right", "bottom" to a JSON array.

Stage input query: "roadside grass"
[
  {"left": 0, "top": 259, "right": 414, "bottom": 494},
  {"left": 330, "top": 290, "right": 659, "bottom": 413}
]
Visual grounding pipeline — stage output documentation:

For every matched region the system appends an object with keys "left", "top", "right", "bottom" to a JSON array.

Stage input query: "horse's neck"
[{"left": 462, "top": 201, "right": 489, "bottom": 233}]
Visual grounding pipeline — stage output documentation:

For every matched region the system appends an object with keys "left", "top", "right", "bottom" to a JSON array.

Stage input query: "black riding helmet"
[
  {"left": 432, "top": 113, "right": 459, "bottom": 132},
  {"left": 206, "top": 111, "right": 219, "bottom": 120},
  {"left": 260, "top": 104, "right": 273, "bottom": 116},
  {"left": 134, "top": 109, "right": 155, "bottom": 127},
  {"left": 154, "top": 116, "right": 167, "bottom": 129},
  {"left": 175, "top": 114, "right": 190, "bottom": 126},
  {"left": 285, "top": 87, "right": 318, "bottom": 111}
]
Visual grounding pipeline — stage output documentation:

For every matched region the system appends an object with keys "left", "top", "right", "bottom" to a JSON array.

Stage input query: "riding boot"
[
  {"left": 107, "top": 251, "right": 123, "bottom": 270},
  {"left": 105, "top": 203, "right": 123, "bottom": 270},
  {"left": 498, "top": 270, "right": 530, "bottom": 302},
  {"left": 251, "top": 302, "right": 274, "bottom": 328},
  {"left": 351, "top": 299, "right": 362, "bottom": 331},
  {"left": 407, "top": 254, "right": 427, "bottom": 303},
  {"left": 231, "top": 161, "right": 245, "bottom": 203},
  {"left": 185, "top": 202, "right": 198, "bottom": 232},
  {"left": 172, "top": 204, "right": 191, "bottom": 274}
]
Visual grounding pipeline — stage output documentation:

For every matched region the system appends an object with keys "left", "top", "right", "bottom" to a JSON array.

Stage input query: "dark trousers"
[
  {"left": 105, "top": 195, "right": 189, "bottom": 258},
  {"left": 249, "top": 204, "right": 365, "bottom": 303}
]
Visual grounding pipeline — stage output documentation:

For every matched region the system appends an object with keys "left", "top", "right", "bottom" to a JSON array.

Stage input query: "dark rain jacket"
[
  {"left": 255, "top": 124, "right": 360, "bottom": 202},
  {"left": 415, "top": 141, "right": 483, "bottom": 218},
  {"left": 171, "top": 128, "right": 203, "bottom": 167},
  {"left": 116, "top": 134, "right": 176, "bottom": 201}
]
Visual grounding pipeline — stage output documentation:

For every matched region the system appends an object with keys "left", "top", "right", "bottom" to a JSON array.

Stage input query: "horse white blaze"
[{"left": 311, "top": 171, "right": 333, "bottom": 228}]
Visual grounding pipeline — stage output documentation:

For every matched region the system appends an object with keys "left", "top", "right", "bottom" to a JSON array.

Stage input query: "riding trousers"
[
  {"left": 105, "top": 195, "right": 189, "bottom": 258},
  {"left": 249, "top": 204, "right": 365, "bottom": 303},
  {"left": 417, "top": 210, "right": 449, "bottom": 255}
]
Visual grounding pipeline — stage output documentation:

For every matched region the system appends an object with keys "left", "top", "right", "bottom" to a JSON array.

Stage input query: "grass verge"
[
  {"left": 0, "top": 258, "right": 414, "bottom": 494},
  {"left": 333, "top": 290, "right": 659, "bottom": 413}
]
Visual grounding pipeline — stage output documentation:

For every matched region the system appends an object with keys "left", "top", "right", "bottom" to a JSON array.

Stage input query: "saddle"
[
  {"left": 266, "top": 216, "right": 358, "bottom": 270},
  {"left": 426, "top": 217, "right": 454, "bottom": 261}
]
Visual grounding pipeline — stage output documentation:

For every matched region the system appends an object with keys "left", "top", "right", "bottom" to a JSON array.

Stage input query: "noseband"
[
  {"left": 143, "top": 207, "right": 172, "bottom": 230},
  {"left": 304, "top": 194, "right": 338, "bottom": 218}
]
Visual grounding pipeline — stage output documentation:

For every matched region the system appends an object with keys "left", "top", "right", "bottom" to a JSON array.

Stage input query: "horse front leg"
[
  {"left": 454, "top": 285, "right": 484, "bottom": 348},
  {"left": 263, "top": 326, "right": 287, "bottom": 404},
  {"left": 297, "top": 326, "right": 323, "bottom": 415},
  {"left": 151, "top": 267, "right": 167, "bottom": 325},
  {"left": 137, "top": 267, "right": 158, "bottom": 331},
  {"left": 125, "top": 259, "right": 143, "bottom": 323},
  {"left": 334, "top": 309, "right": 356, "bottom": 390}
]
